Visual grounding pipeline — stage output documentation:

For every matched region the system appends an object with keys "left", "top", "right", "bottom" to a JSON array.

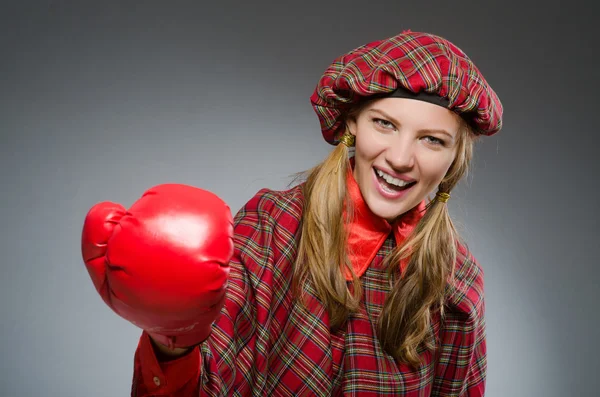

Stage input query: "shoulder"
[
  {"left": 234, "top": 183, "right": 305, "bottom": 230},
  {"left": 231, "top": 183, "right": 305, "bottom": 283},
  {"left": 444, "top": 243, "right": 486, "bottom": 322},
  {"left": 233, "top": 183, "right": 305, "bottom": 251}
]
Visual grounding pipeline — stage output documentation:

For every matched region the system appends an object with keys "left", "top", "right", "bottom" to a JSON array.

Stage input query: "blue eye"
[
  {"left": 373, "top": 118, "right": 395, "bottom": 129},
  {"left": 424, "top": 136, "right": 445, "bottom": 146}
]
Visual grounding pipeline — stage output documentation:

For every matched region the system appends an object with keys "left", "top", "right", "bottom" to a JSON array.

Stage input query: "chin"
[{"left": 366, "top": 196, "right": 412, "bottom": 223}]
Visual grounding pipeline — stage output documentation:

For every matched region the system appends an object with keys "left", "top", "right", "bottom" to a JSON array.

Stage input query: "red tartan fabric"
[
  {"left": 131, "top": 176, "right": 486, "bottom": 396},
  {"left": 310, "top": 30, "right": 503, "bottom": 143}
]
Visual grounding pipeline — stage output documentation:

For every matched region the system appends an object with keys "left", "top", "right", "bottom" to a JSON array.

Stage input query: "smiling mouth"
[{"left": 374, "top": 168, "right": 417, "bottom": 192}]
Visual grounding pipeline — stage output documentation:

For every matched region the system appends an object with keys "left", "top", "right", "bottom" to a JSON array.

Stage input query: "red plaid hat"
[{"left": 310, "top": 30, "right": 503, "bottom": 144}]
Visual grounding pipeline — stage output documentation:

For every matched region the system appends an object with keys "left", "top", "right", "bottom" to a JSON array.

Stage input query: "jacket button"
[{"left": 153, "top": 376, "right": 161, "bottom": 386}]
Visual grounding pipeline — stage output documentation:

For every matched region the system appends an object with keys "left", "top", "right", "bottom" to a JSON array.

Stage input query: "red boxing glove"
[{"left": 81, "top": 184, "right": 234, "bottom": 349}]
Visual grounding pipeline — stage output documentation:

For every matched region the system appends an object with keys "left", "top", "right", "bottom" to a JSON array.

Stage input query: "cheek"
[
  {"left": 421, "top": 154, "right": 455, "bottom": 183},
  {"left": 355, "top": 132, "right": 386, "bottom": 161}
]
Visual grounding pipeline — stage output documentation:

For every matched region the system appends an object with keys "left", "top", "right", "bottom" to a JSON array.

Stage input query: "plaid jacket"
[{"left": 131, "top": 182, "right": 486, "bottom": 396}]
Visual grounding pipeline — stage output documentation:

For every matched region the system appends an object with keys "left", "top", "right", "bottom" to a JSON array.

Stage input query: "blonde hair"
[{"left": 292, "top": 101, "right": 479, "bottom": 368}]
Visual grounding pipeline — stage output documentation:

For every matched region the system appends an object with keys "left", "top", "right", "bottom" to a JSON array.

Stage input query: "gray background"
[{"left": 1, "top": 1, "right": 598, "bottom": 396}]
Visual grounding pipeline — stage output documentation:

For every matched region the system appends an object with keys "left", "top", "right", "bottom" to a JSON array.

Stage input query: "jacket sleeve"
[
  {"left": 432, "top": 248, "right": 487, "bottom": 397},
  {"left": 129, "top": 188, "right": 296, "bottom": 396},
  {"left": 131, "top": 331, "right": 202, "bottom": 396},
  {"left": 464, "top": 310, "right": 486, "bottom": 396}
]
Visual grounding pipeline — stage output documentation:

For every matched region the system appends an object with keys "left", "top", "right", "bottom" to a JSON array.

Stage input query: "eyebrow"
[{"left": 367, "top": 108, "right": 456, "bottom": 141}]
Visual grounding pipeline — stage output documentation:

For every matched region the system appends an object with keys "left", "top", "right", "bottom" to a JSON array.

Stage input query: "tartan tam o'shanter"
[{"left": 310, "top": 30, "right": 504, "bottom": 145}]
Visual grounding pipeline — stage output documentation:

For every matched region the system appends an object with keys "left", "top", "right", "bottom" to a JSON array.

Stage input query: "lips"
[
  {"left": 373, "top": 166, "right": 416, "bottom": 184},
  {"left": 372, "top": 167, "right": 417, "bottom": 199}
]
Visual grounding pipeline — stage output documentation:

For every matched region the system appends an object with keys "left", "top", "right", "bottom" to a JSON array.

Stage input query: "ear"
[{"left": 345, "top": 117, "right": 357, "bottom": 136}]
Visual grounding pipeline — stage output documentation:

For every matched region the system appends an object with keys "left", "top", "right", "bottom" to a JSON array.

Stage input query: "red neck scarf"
[{"left": 343, "top": 162, "right": 426, "bottom": 280}]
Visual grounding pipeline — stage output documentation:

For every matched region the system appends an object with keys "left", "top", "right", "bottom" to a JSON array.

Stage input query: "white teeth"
[{"left": 376, "top": 169, "right": 413, "bottom": 187}]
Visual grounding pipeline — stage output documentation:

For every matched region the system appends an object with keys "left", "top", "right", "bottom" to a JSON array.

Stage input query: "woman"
[{"left": 82, "top": 30, "right": 502, "bottom": 396}]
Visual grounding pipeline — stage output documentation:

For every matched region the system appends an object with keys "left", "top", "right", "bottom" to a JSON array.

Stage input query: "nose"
[{"left": 385, "top": 135, "right": 416, "bottom": 170}]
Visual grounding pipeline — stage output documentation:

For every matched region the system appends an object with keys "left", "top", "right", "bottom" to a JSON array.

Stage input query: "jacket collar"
[{"left": 343, "top": 160, "right": 426, "bottom": 280}]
